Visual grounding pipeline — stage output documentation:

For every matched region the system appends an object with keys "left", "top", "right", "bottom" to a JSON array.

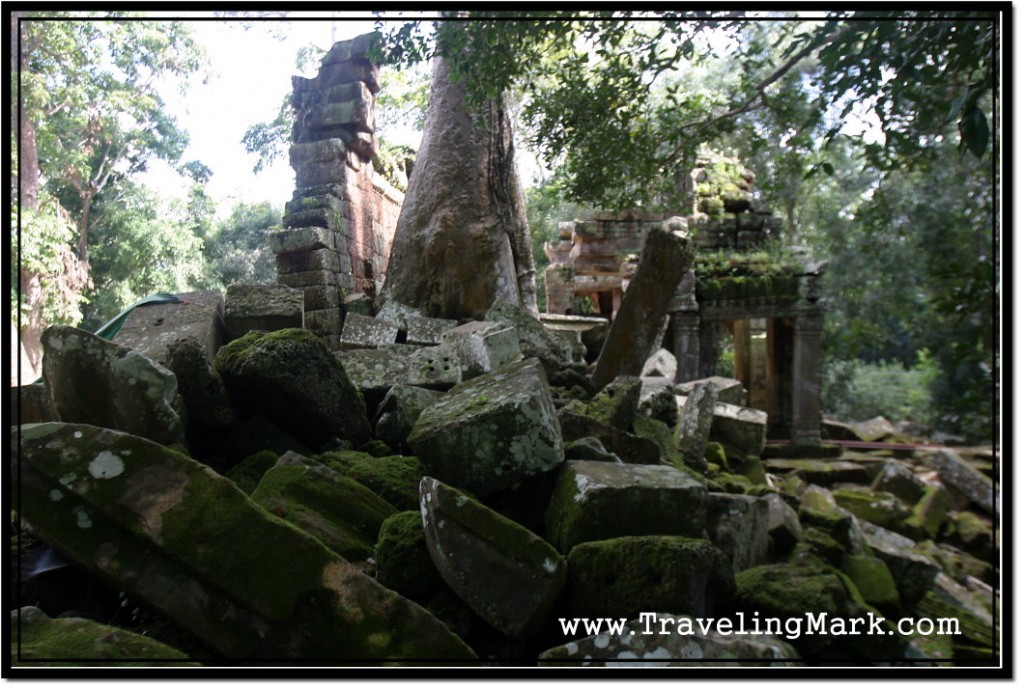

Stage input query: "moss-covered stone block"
[
  {"left": 840, "top": 554, "right": 901, "bottom": 614},
  {"left": 373, "top": 510, "right": 445, "bottom": 603},
  {"left": 566, "top": 535, "right": 734, "bottom": 619},
  {"left": 704, "top": 493, "right": 770, "bottom": 572},
  {"left": 545, "top": 460, "right": 707, "bottom": 553},
  {"left": 833, "top": 487, "right": 911, "bottom": 532},
  {"left": 14, "top": 423, "right": 474, "bottom": 661},
  {"left": 214, "top": 328, "right": 371, "bottom": 448},
  {"left": 11, "top": 606, "right": 196, "bottom": 667},
  {"left": 420, "top": 478, "right": 566, "bottom": 640},
  {"left": 408, "top": 358, "right": 564, "bottom": 498},
  {"left": 252, "top": 453, "right": 398, "bottom": 561},
  {"left": 570, "top": 375, "right": 641, "bottom": 431},
  {"left": 905, "top": 485, "right": 955, "bottom": 539},
  {"left": 224, "top": 449, "right": 279, "bottom": 494},
  {"left": 317, "top": 450, "right": 427, "bottom": 511}
]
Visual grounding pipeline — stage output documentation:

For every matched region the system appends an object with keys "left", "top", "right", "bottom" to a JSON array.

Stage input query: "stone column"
[
  {"left": 273, "top": 33, "right": 391, "bottom": 349},
  {"left": 669, "top": 269, "right": 701, "bottom": 384},
  {"left": 791, "top": 310, "right": 825, "bottom": 445},
  {"left": 698, "top": 319, "right": 725, "bottom": 379}
]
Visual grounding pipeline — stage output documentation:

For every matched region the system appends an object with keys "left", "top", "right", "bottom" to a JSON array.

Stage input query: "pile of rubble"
[{"left": 12, "top": 279, "right": 997, "bottom": 667}]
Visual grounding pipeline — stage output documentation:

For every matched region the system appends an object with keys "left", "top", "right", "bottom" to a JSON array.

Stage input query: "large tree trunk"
[
  {"left": 15, "top": 12, "right": 45, "bottom": 381},
  {"left": 379, "top": 56, "right": 537, "bottom": 320}
]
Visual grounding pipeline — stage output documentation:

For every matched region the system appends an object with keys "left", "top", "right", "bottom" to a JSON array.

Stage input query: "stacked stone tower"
[{"left": 268, "top": 33, "right": 403, "bottom": 349}]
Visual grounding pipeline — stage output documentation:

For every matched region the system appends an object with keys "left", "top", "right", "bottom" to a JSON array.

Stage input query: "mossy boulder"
[
  {"left": 373, "top": 385, "right": 444, "bottom": 453},
  {"left": 861, "top": 522, "right": 940, "bottom": 605},
  {"left": 559, "top": 410, "right": 661, "bottom": 465},
  {"left": 566, "top": 535, "right": 734, "bottom": 619},
  {"left": 840, "top": 554, "right": 901, "bottom": 614},
  {"left": 407, "top": 358, "right": 564, "bottom": 498},
  {"left": 317, "top": 450, "right": 427, "bottom": 511},
  {"left": 251, "top": 453, "right": 399, "bottom": 561},
  {"left": 214, "top": 328, "right": 371, "bottom": 448},
  {"left": 905, "top": 485, "right": 955, "bottom": 539},
  {"left": 734, "top": 562, "right": 891, "bottom": 657},
  {"left": 41, "top": 325, "right": 186, "bottom": 446},
  {"left": 833, "top": 487, "right": 911, "bottom": 532},
  {"left": 704, "top": 493, "right": 770, "bottom": 572},
  {"left": 11, "top": 606, "right": 196, "bottom": 667},
  {"left": 545, "top": 460, "right": 707, "bottom": 554},
  {"left": 14, "top": 422, "right": 474, "bottom": 661},
  {"left": 420, "top": 478, "right": 566, "bottom": 640},
  {"left": 224, "top": 449, "right": 279, "bottom": 494},
  {"left": 374, "top": 511, "right": 445, "bottom": 602},
  {"left": 566, "top": 375, "right": 641, "bottom": 430}
]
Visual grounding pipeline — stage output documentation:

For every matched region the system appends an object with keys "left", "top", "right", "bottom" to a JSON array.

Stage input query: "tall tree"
[
  {"left": 379, "top": 53, "right": 537, "bottom": 318},
  {"left": 14, "top": 12, "right": 206, "bottom": 373}
]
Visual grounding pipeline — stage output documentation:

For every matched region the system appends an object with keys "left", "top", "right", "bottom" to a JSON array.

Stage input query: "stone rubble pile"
[{"left": 11, "top": 284, "right": 997, "bottom": 667}]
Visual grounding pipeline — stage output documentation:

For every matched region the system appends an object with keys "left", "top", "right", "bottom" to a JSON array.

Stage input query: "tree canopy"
[{"left": 373, "top": 10, "right": 997, "bottom": 210}]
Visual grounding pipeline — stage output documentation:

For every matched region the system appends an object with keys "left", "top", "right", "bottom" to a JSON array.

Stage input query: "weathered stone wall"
[{"left": 272, "top": 33, "right": 404, "bottom": 348}]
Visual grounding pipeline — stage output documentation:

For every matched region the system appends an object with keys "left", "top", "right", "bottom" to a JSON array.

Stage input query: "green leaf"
[
  {"left": 821, "top": 162, "right": 835, "bottom": 176},
  {"left": 959, "top": 106, "right": 989, "bottom": 159}
]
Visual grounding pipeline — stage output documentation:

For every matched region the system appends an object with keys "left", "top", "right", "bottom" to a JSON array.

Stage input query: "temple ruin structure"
[
  {"left": 544, "top": 154, "right": 828, "bottom": 444},
  {"left": 269, "top": 34, "right": 404, "bottom": 348},
  {"left": 268, "top": 34, "right": 826, "bottom": 444}
]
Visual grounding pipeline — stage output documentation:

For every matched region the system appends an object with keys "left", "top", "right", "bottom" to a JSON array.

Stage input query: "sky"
[{"left": 141, "top": 16, "right": 394, "bottom": 217}]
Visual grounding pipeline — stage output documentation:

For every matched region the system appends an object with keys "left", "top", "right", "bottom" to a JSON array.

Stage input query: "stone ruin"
[
  {"left": 544, "top": 153, "right": 828, "bottom": 445},
  {"left": 9, "top": 35, "right": 998, "bottom": 669},
  {"left": 269, "top": 33, "right": 404, "bottom": 347}
]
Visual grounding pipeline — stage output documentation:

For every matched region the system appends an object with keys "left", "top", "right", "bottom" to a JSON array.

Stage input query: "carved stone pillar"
[
  {"left": 698, "top": 319, "right": 725, "bottom": 379},
  {"left": 670, "top": 311, "right": 701, "bottom": 383},
  {"left": 792, "top": 309, "right": 825, "bottom": 444}
]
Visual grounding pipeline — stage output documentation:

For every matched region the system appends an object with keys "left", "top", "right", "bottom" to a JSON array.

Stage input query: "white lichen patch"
[
  {"left": 594, "top": 634, "right": 610, "bottom": 649},
  {"left": 89, "top": 451, "right": 125, "bottom": 479},
  {"left": 48, "top": 489, "right": 63, "bottom": 502},
  {"left": 541, "top": 557, "right": 558, "bottom": 574},
  {"left": 75, "top": 508, "right": 93, "bottom": 529},
  {"left": 73, "top": 431, "right": 83, "bottom": 439},
  {"left": 565, "top": 642, "right": 579, "bottom": 656},
  {"left": 59, "top": 473, "right": 78, "bottom": 487}
]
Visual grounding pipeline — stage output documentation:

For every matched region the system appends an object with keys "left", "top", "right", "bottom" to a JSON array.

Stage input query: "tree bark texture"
[{"left": 380, "top": 57, "right": 537, "bottom": 320}]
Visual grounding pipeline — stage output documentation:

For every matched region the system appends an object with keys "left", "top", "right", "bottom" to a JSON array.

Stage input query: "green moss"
[
  {"left": 704, "top": 442, "right": 727, "bottom": 467},
  {"left": 317, "top": 451, "right": 427, "bottom": 511},
  {"left": 566, "top": 535, "right": 734, "bottom": 619},
  {"left": 12, "top": 607, "right": 197, "bottom": 666},
  {"left": 840, "top": 555, "right": 901, "bottom": 614},
  {"left": 798, "top": 527, "right": 846, "bottom": 566},
  {"left": 373, "top": 511, "right": 444, "bottom": 602},
  {"left": 905, "top": 485, "right": 954, "bottom": 539},
  {"left": 225, "top": 450, "right": 279, "bottom": 495},
  {"left": 734, "top": 562, "right": 849, "bottom": 620},
  {"left": 250, "top": 461, "right": 398, "bottom": 561},
  {"left": 833, "top": 487, "right": 910, "bottom": 532}
]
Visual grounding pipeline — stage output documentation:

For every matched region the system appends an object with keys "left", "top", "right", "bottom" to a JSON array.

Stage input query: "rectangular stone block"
[
  {"left": 298, "top": 284, "right": 342, "bottom": 312},
  {"left": 704, "top": 493, "right": 770, "bottom": 572},
  {"left": 283, "top": 207, "right": 348, "bottom": 231},
  {"left": 925, "top": 449, "right": 995, "bottom": 514},
  {"left": 288, "top": 139, "right": 346, "bottom": 168},
  {"left": 277, "top": 269, "right": 339, "bottom": 290},
  {"left": 407, "top": 359, "right": 562, "bottom": 498},
  {"left": 111, "top": 290, "right": 224, "bottom": 365},
  {"left": 545, "top": 460, "right": 707, "bottom": 554},
  {"left": 295, "top": 160, "right": 348, "bottom": 188},
  {"left": 268, "top": 227, "right": 337, "bottom": 255},
  {"left": 441, "top": 321, "right": 522, "bottom": 379},
  {"left": 677, "top": 376, "right": 748, "bottom": 407},
  {"left": 340, "top": 313, "right": 400, "bottom": 350},
  {"left": 276, "top": 248, "right": 341, "bottom": 275},
  {"left": 405, "top": 316, "right": 458, "bottom": 346},
  {"left": 305, "top": 101, "right": 374, "bottom": 134},
  {"left": 317, "top": 60, "right": 381, "bottom": 94},
  {"left": 303, "top": 308, "right": 343, "bottom": 340},
  {"left": 224, "top": 284, "right": 304, "bottom": 341},
  {"left": 709, "top": 402, "right": 767, "bottom": 457},
  {"left": 337, "top": 345, "right": 461, "bottom": 391},
  {"left": 323, "top": 82, "right": 372, "bottom": 108},
  {"left": 284, "top": 194, "right": 344, "bottom": 216}
]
